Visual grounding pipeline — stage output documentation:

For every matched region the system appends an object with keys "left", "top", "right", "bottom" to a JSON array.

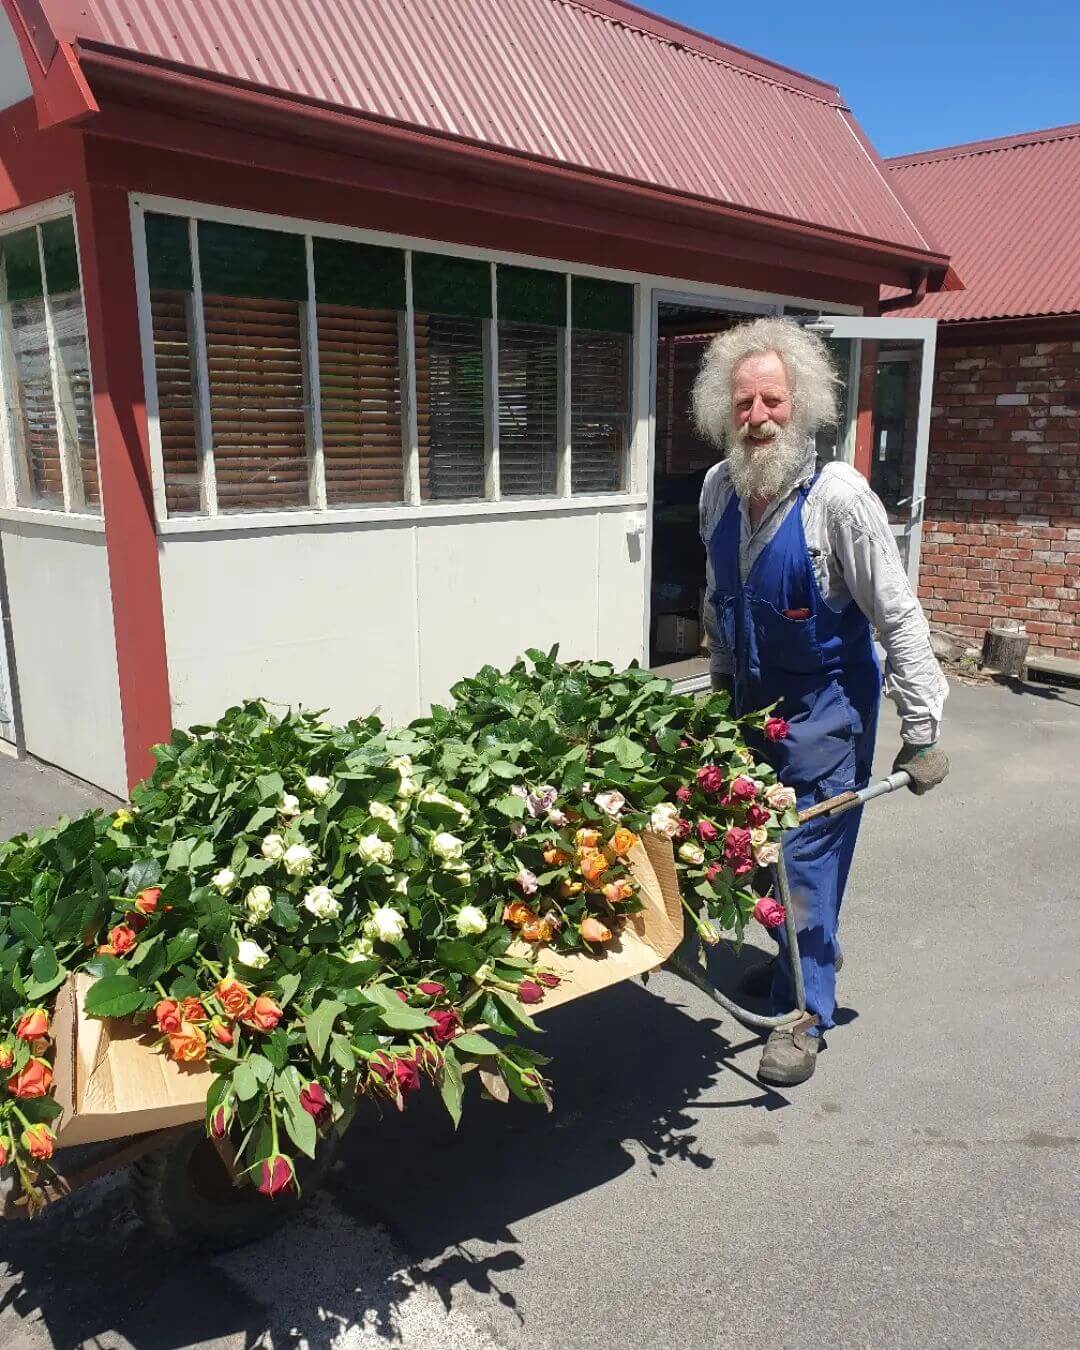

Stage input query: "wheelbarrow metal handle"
[{"left": 796, "top": 770, "right": 911, "bottom": 825}]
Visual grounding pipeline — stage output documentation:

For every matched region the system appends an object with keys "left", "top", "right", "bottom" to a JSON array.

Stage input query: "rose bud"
[
  {"left": 516, "top": 980, "right": 545, "bottom": 1004},
  {"left": 696, "top": 919, "right": 721, "bottom": 947},
  {"left": 8, "top": 1057, "right": 52, "bottom": 1099},
  {"left": 167, "top": 1022, "right": 208, "bottom": 1063},
  {"left": 675, "top": 817, "right": 692, "bottom": 840},
  {"left": 209, "top": 1104, "right": 230, "bottom": 1139},
  {"left": 0, "top": 1141, "right": 7, "bottom": 1168},
  {"left": 752, "top": 897, "right": 787, "bottom": 929},
  {"left": 394, "top": 1053, "right": 422, "bottom": 1095},
  {"left": 542, "top": 845, "right": 571, "bottom": 866},
  {"left": 558, "top": 880, "right": 583, "bottom": 899},
  {"left": 504, "top": 901, "right": 536, "bottom": 928},
  {"left": 109, "top": 924, "right": 138, "bottom": 956},
  {"left": 394, "top": 988, "right": 410, "bottom": 1003},
  {"left": 209, "top": 1017, "right": 234, "bottom": 1047},
  {"left": 300, "top": 1081, "right": 330, "bottom": 1121},
  {"left": 609, "top": 827, "right": 639, "bottom": 857},
  {"left": 181, "top": 997, "right": 208, "bottom": 1024},
  {"left": 125, "top": 913, "right": 148, "bottom": 934},
  {"left": 15, "top": 1009, "right": 49, "bottom": 1042},
  {"left": 764, "top": 716, "right": 790, "bottom": 743},
  {"left": 215, "top": 977, "right": 253, "bottom": 1020},
  {"left": 257, "top": 1154, "right": 296, "bottom": 1197},
  {"left": 705, "top": 863, "right": 723, "bottom": 883},
  {"left": 675, "top": 786, "right": 693, "bottom": 804},
  {"left": 242, "top": 995, "right": 283, "bottom": 1033},
  {"left": 154, "top": 999, "right": 183, "bottom": 1035},
  {"left": 535, "top": 972, "right": 561, "bottom": 988},
  {"left": 133, "top": 886, "right": 161, "bottom": 915},
  {"left": 0, "top": 1044, "right": 13, "bottom": 1070},
  {"left": 602, "top": 879, "right": 634, "bottom": 905},
  {"left": 730, "top": 777, "right": 759, "bottom": 802},
  {"left": 429, "top": 1008, "right": 460, "bottom": 1044},
  {"left": 697, "top": 819, "right": 719, "bottom": 844},
  {"left": 746, "top": 802, "right": 771, "bottom": 828},
  {"left": 696, "top": 764, "right": 724, "bottom": 794},
  {"left": 20, "top": 1123, "right": 55, "bottom": 1161},
  {"left": 417, "top": 981, "right": 447, "bottom": 999},
  {"left": 579, "top": 916, "right": 613, "bottom": 943}
]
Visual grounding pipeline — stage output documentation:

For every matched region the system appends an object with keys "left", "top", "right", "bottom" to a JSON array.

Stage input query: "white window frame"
[{"left": 0, "top": 193, "right": 104, "bottom": 530}]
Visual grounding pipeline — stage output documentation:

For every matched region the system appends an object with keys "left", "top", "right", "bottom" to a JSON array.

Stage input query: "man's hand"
[{"left": 893, "top": 742, "right": 949, "bottom": 795}]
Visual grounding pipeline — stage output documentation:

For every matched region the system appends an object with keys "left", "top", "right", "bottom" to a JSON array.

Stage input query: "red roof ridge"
[
  {"left": 886, "top": 121, "right": 1080, "bottom": 170},
  {"left": 551, "top": 0, "right": 843, "bottom": 102}
]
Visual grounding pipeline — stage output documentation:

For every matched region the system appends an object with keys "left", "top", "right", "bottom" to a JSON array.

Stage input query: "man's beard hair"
[{"left": 725, "top": 418, "right": 809, "bottom": 501}]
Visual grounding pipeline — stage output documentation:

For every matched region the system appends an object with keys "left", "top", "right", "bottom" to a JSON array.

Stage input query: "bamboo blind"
[
  {"left": 570, "top": 329, "right": 629, "bottom": 494},
  {"left": 498, "top": 321, "right": 559, "bottom": 498},
  {"left": 150, "top": 289, "right": 201, "bottom": 514},
  {"left": 416, "top": 314, "right": 485, "bottom": 502}
]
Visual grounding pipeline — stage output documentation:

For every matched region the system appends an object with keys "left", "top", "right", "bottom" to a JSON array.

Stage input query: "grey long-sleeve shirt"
[{"left": 699, "top": 445, "right": 947, "bottom": 746}]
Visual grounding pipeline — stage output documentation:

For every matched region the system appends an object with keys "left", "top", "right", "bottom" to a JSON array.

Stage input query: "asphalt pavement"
[{"left": 1, "top": 674, "right": 1078, "bottom": 1350}]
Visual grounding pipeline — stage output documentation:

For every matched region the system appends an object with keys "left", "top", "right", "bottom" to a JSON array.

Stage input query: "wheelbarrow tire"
[{"left": 131, "top": 1126, "right": 338, "bottom": 1253}]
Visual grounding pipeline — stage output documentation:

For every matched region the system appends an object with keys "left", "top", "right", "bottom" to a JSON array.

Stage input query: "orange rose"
[
  {"left": 542, "top": 846, "right": 571, "bottom": 866},
  {"left": 209, "top": 1017, "right": 234, "bottom": 1047},
  {"left": 8, "top": 1057, "right": 52, "bottom": 1098},
  {"left": 15, "top": 1009, "right": 49, "bottom": 1042},
  {"left": 610, "top": 828, "right": 639, "bottom": 858},
  {"left": 520, "top": 917, "right": 555, "bottom": 943},
  {"left": 181, "top": 997, "right": 208, "bottom": 1024},
  {"left": 216, "top": 978, "right": 253, "bottom": 1020},
  {"left": 579, "top": 850, "right": 608, "bottom": 884},
  {"left": 242, "top": 996, "right": 283, "bottom": 1033},
  {"left": 133, "top": 886, "right": 161, "bottom": 915},
  {"left": 558, "top": 880, "right": 584, "bottom": 899},
  {"left": 602, "top": 879, "right": 635, "bottom": 905},
  {"left": 166, "top": 1022, "right": 207, "bottom": 1063},
  {"left": 109, "top": 924, "right": 137, "bottom": 956},
  {"left": 154, "top": 999, "right": 182, "bottom": 1035},
  {"left": 579, "top": 916, "right": 613, "bottom": 944},
  {"left": 20, "top": 1123, "right": 54, "bottom": 1161},
  {"left": 505, "top": 901, "right": 537, "bottom": 927},
  {"left": 575, "top": 828, "right": 602, "bottom": 852}
]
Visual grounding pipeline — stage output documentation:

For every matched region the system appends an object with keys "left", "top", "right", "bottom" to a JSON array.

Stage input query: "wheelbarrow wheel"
[{"left": 130, "top": 1126, "right": 338, "bottom": 1252}]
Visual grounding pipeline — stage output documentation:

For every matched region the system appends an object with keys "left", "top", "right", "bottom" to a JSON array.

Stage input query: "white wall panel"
[
  {"left": 1, "top": 522, "right": 126, "bottom": 794},
  {"left": 596, "top": 508, "right": 648, "bottom": 670}
]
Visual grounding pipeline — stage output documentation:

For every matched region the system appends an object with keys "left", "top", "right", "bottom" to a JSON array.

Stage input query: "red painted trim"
[
  {"left": 1, "top": 2, "right": 96, "bottom": 127},
  {"left": 73, "top": 181, "right": 171, "bottom": 790},
  {"left": 853, "top": 339, "right": 878, "bottom": 480},
  {"left": 0, "top": 98, "right": 83, "bottom": 209}
]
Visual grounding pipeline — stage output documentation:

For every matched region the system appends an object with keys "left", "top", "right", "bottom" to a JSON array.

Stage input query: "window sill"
[
  {"left": 0, "top": 505, "right": 106, "bottom": 534},
  {"left": 157, "top": 492, "right": 648, "bottom": 536}
]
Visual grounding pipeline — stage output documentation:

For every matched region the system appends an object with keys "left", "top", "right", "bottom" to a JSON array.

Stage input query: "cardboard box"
[
  {"left": 50, "top": 835, "right": 684, "bottom": 1145},
  {"left": 655, "top": 613, "right": 701, "bottom": 658}
]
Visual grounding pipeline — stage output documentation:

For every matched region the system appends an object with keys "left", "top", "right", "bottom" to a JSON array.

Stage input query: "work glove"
[{"left": 893, "top": 742, "right": 949, "bottom": 795}]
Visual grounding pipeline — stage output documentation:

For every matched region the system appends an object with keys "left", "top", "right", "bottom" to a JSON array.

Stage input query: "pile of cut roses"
[{"left": 0, "top": 649, "right": 798, "bottom": 1211}]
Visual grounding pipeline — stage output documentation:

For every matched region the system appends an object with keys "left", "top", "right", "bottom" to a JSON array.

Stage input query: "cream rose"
[
  {"left": 237, "top": 938, "right": 269, "bottom": 969},
  {"left": 366, "top": 906, "right": 407, "bottom": 943},
  {"left": 368, "top": 801, "right": 400, "bottom": 831},
  {"left": 455, "top": 905, "right": 488, "bottom": 936},
  {"left": 431, "top": 832, "right": 465, "bottom": 863},
  {"left": 261, "top": 833, "right": 286, "bottom": 862},
  {"left": 245, "top": 885, "right": 273, "bottom": 922},
  {"left": 754, "top": 842, "right": 781, "bottom": 867},
  {"left": 650, "top": 802, "right": 681, "bottom": 840},
  {"left": 356, "top": 834, "right": 394, "bottom": 866},
  {"left": 765, "top": 784, "right": 797, "bottom": 812},
  {"left": 211, "top": 868, "right": 236, "bottom": 895},
  {"left": 303, "top": 885, "right": 341, "bottom": 921},
  {"left": 283, "top": 843, "right": 314, "bottom": 877},
  {"left": 677, "top": 841, "right": 705, "bottom": 866},
  {"left": 305, "top": 774, "right": 332, "bottom": 800}
]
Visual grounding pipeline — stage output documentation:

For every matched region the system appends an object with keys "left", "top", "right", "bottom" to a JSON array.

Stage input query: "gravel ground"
[{"left": 1, "top": 674, "right": 1078, "bottom": 1350}]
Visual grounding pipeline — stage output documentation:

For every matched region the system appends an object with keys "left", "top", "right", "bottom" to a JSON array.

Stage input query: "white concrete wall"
[
  {"left": 0, "top": 520, "right": 126, "bottom": 794},
  {"left": 159, "top": 503, "right": 645, "bottom": 731}
]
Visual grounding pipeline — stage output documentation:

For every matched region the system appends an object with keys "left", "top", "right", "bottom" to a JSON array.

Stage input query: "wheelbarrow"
[{"left": 663, "top": 770, "right": 914, "bottom": 1029}]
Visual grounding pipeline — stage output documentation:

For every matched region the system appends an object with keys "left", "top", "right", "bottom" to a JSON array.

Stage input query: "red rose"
[
  {"left": 242, "top": 996, "right": 282, "bottom": 1033},
  {"left": 300, "top": 1081, "right": 329, "bottom": 1122},
  {"left": 417, "top": 981, "right": 446, "bottom": 999},
  {"left": 15, "top": 1009, "right": 49, "bottom": 1042},
  {"left": 516, "top": 980, "right": 544, "bottom": 1005},
  {"left": 697, "top": 820, "right": 718, "bottom": 844},
  {"left": 371, "top": 1052, "right": 422, "bottom": 1096},
  {"left": 154, "top": 999, "right": 182, "bottom": 1035},
  {"left": 535, "top": 972, "right": 561, "bottom": 988},
  {"left": 133, "top": 886, "right": 161, "bottom": 915},
  {"left": 675, "top": 817, "right": 692, "bottom": 840},
  {"left": 753, "top": 897, "right": 787, "bottom": 929},
  {"left": 126, "top": 913, "right": 148, "bottom": 934},
  {"left": 109, "top": 924, "right": 137, "bottom": 955},
  {"left": 257, "top": 1154, "right": 295, "bottom": 1197},
  {"left": 730, "top": 777, "right": 758, "bottom": 802},
  {"left": 733, "top": 857, "right": 755, "bottom": 878},
  {"left": 20, "top": 1123, "right": 54, "bottom": 1161},
  {"left": 765, "top": 717, "right": 790, "bottom": 742},
  {"left": 705, "top": 862, "right": 723, "bottom": 883},
  {"left": 724, "top": 826, "right": 752, "bottom": 862},
  {"left": 746, "top": 803, "right": 770, "bottom": 828},
  {"left": 209, "top": 1017, "right": 234, "bottom": 1047},
  {"left": 429, "top": 1009, "right": 460, "bottom": 1044},
  {"left": 8, "top": 1057, "right": 52, "bottom": 1099},
  {"left": 696, "top": 764, "right": 724, "bottom": 794},
  {"left": 675, "top": 786, "right": 692, "bottom": 804},
  {"left": 210, "top": 1104, "right": 230, "bottom": 1139},
  {"left": 0, "top": 1141, "right": 7, "bottom": 1167}
]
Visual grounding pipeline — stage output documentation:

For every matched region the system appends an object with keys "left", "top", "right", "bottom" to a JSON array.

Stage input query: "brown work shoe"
[{"left": 757, "top": 1014, "right": 821, "bottom": 1087}]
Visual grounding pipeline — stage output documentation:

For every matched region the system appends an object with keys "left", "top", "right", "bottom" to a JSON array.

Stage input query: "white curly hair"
[{"left": 691, "top": 316, "right": 840, "bottom": 448}]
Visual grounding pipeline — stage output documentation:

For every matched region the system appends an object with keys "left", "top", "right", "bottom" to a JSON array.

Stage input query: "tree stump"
[{"left": 981, "top": 620, "right": 1029, "bottom": 676}]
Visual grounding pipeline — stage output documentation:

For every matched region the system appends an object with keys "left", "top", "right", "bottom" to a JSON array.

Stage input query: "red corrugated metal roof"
[
  {"left": 885, "top": 124, "right": 1080, "bottom": 322},
  {"left": 27, "top": 0, "right": 937, "bottom": 257}
]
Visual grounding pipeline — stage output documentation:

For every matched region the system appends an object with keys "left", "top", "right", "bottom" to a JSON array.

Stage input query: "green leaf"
[
  {"left": 452, "top": 1032, "right": 500, "bottom": 1057},
  {"left": 494, "top": 793, "right": 526, "bottom": 819},
  {"left": 165, "top": 837, "right": 194, "bottom": 871},
  {"left": 487, "top": 760, "right": 520, "bottom": 779},
  {"left": 276, "top": 971, "right": 301, "bottom": 1008},
  {"left": 330, "top": 1033, "right": 356, "bottom": 1071},
  {"left": 304, "top": 998, "right": 347, "bottom": 1061},
  {"left": 30, "top": 943, "right": 60, "bottom": 985},
  {"left": 271, "top": 898, "right": 300, "bottom": 932},
  {"left": 479, "top": 993, "right": 518, "bottom": 1036},
  {"left": 233, "top": 1059, "right": 260, "bottom": 1102},
  {"left": 8, "top": 906, "right": 43, "bottom": 946},
  {"left": 126, "top": 858, "right": 161, "bottom": 896},
  {"left": 166, "top": 928, "right": 199, "bottom": 966},
  {"left": 440, "top": 1044, "right": 464, "bottom": 1128},
  {"left": 84, "top": 974, "right": 145, "bottom": 1019},
  {"left": 247, "top": 1053, "right": 275, "bottom": 1085},
  {"left": 245, "top": 806, "right": 277, "bottom": 833},
  {"left": 492, "top": 988, "right": 541, "bottom": 1033},
  {"left": 282, "top": 1092, "right": 318, "bottom": 1159},
  {"left": 189, "top": 839, "right": 215, "bottom": 869},
  {"left": 263, "top": 1030, "right": 290, "bottom": 1071},
  {"left": 363, "top": 984, "right": 435, "bottom": 1031},
  {"left": 256, "top": 771, "right": 285, "bottom": 803}
]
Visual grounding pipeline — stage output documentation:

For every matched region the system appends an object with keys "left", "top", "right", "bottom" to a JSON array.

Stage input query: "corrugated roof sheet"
[
  {"left": 34, "top": 0, "right": 934, "bottom": 254},
  {"left": 885, "top": 124, "right": 1080, "bottom": 321}
]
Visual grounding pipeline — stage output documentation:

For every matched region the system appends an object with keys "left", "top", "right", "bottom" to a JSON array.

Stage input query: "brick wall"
[{"left": 919, "top": 339, "right": 1080, "bottom": 656}]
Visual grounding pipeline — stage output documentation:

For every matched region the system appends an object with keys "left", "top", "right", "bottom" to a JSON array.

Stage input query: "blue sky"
[{"left": 645, "top": 1, "right": 1080, "bottom": 157}]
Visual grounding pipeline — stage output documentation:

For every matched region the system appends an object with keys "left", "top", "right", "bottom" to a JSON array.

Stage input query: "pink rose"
[
  {"left": 676, "top": 817, "right": 692, "bottom": 840},
  {"left": 733, "top": 858, "right": 755, "bottom": 878},
  {"left": 746, "top": 803, "right": 770, "bottom": 828},
  {"left": 705, "top": 863, "right": 723, "bottom": 883},
  {"left": 697, "top": 820, "right": 718, "bottom": 843},
  {"left": 765, "top": 717, "right": 790, "bottom": 742},
  {"left": 724, "top": 826, "right": 752, "bottom": 863},
  {"left": 516, "top": 868, "right": 539, "bottom": 897},
  {"left": 730, "top": 777, "right": 758, "bottom": 802},
  {"left": 752, "top": 897, "right": 787, "bottom": 929},
  {"left": 696, "top": 765, "right": 724, "bottom": 794},
  {"left": 675, "top": 786, "right": 692, "bottom": 804}
]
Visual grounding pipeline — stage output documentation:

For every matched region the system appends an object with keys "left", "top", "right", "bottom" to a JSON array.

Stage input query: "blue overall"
[{"left": 709, "top": 476, "right": 881, "bottom": 1033}]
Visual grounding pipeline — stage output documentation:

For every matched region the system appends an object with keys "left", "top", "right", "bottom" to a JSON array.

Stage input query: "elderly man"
[{"left": 692, "top": 316, "right": 948, "bottom": 1087}]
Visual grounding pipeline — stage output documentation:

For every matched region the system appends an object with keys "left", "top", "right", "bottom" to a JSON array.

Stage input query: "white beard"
[{"left": 725, "top": 419, "right": 808, "bottom": 501}]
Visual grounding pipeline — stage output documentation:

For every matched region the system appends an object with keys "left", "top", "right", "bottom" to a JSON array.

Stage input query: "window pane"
[
  {"left": 415, "top": 313, "right": 486, "bottom": 501},
  {"left": 571, "top": 329, "right": 629, "bottom": 494},
  {"left": 318, "top": 303, "right": 404, "bottom": 504},
  {"left": 49, "top": 290, "right": 100, "bottom": 509},
  {"left": 498, "top": 321, "right": 558, "bottom": 498},
  {"left": 204, "top": 294, "right": 310, "bottom": 512},
  {"left": 3, "top": 294, "right": 62, "bottom": 508},
  {"left": 151, "top": 288, "right": 202, "bottom": 514}
]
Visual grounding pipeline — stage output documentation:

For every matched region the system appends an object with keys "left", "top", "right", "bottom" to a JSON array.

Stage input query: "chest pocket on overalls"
[
  {"left": 711, "top": 592, "right": 737, "bottom": 651},
  {"left": 752, "top": 600, "right": 821, "bottom": 677}
]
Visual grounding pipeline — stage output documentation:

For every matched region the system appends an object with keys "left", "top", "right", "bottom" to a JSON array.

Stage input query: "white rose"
[
  {"left": 546, "top": 808, "right": 570, "bottom": 828},
  {"left": 342, "top": 936, "right": 375, "bottom": 963},
  {"left": 211, "top": 867, "right": 236, "bottom": 895},
  {"left": 261, "top": 833, "right": 286, "bottom": 862},
  {"left": 393, "top": 874, "right": 410, "bottom": 895},
  {"left": 237, "top": 938, "right": 269, "bottom": 969},
  {"left": 389, "top": 755, "right": 413, "bottom": 773},
  {"left": 305, "top": 774, "right": 332, "bottom": 800},
  {"left": 431, "top": 831, "right": 464, "bottom": 863},
  {"left": 650, "top": 802, "right": 682, "bottom": 840},
  {"left": 678, "top": 841, "right": 705, "bottom": 865},
  {"left": 368, "top": 801, "right": 400, "bottom": 831},
  {"left": 750, "top": 826, "right": 769, "bottom": 849},
  {"left": 303, "top": 885, "right": 341, "bottom": 921},
  {"left": 455, "top": 905, "right": 488, "bottom": 936},
  {"left": 356, "top": 834, "right": 394, "bottom": 866},
  {"left": 366, "top": 905, "right": 407, "bottom": 943},
  {"left": 245, "top": 885, "right": 273, "bottom": 922},
  {"left": 594, "top": 790, "right": 626, "bottom": 818},
  {"left": 755, "top": 842, "right": 781, "bottom": 867},
  {"left": 765, "top": 784, "right": 797, "bottom": 812},
  {"left": 283, "top": 843, "right": 314, "bottom": 876},
  {"left": 390, "top": 756, "right": 418, "bottom": 798},
  {"left": 279, "top": 792, "right": 301, "bottom": 816}
]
